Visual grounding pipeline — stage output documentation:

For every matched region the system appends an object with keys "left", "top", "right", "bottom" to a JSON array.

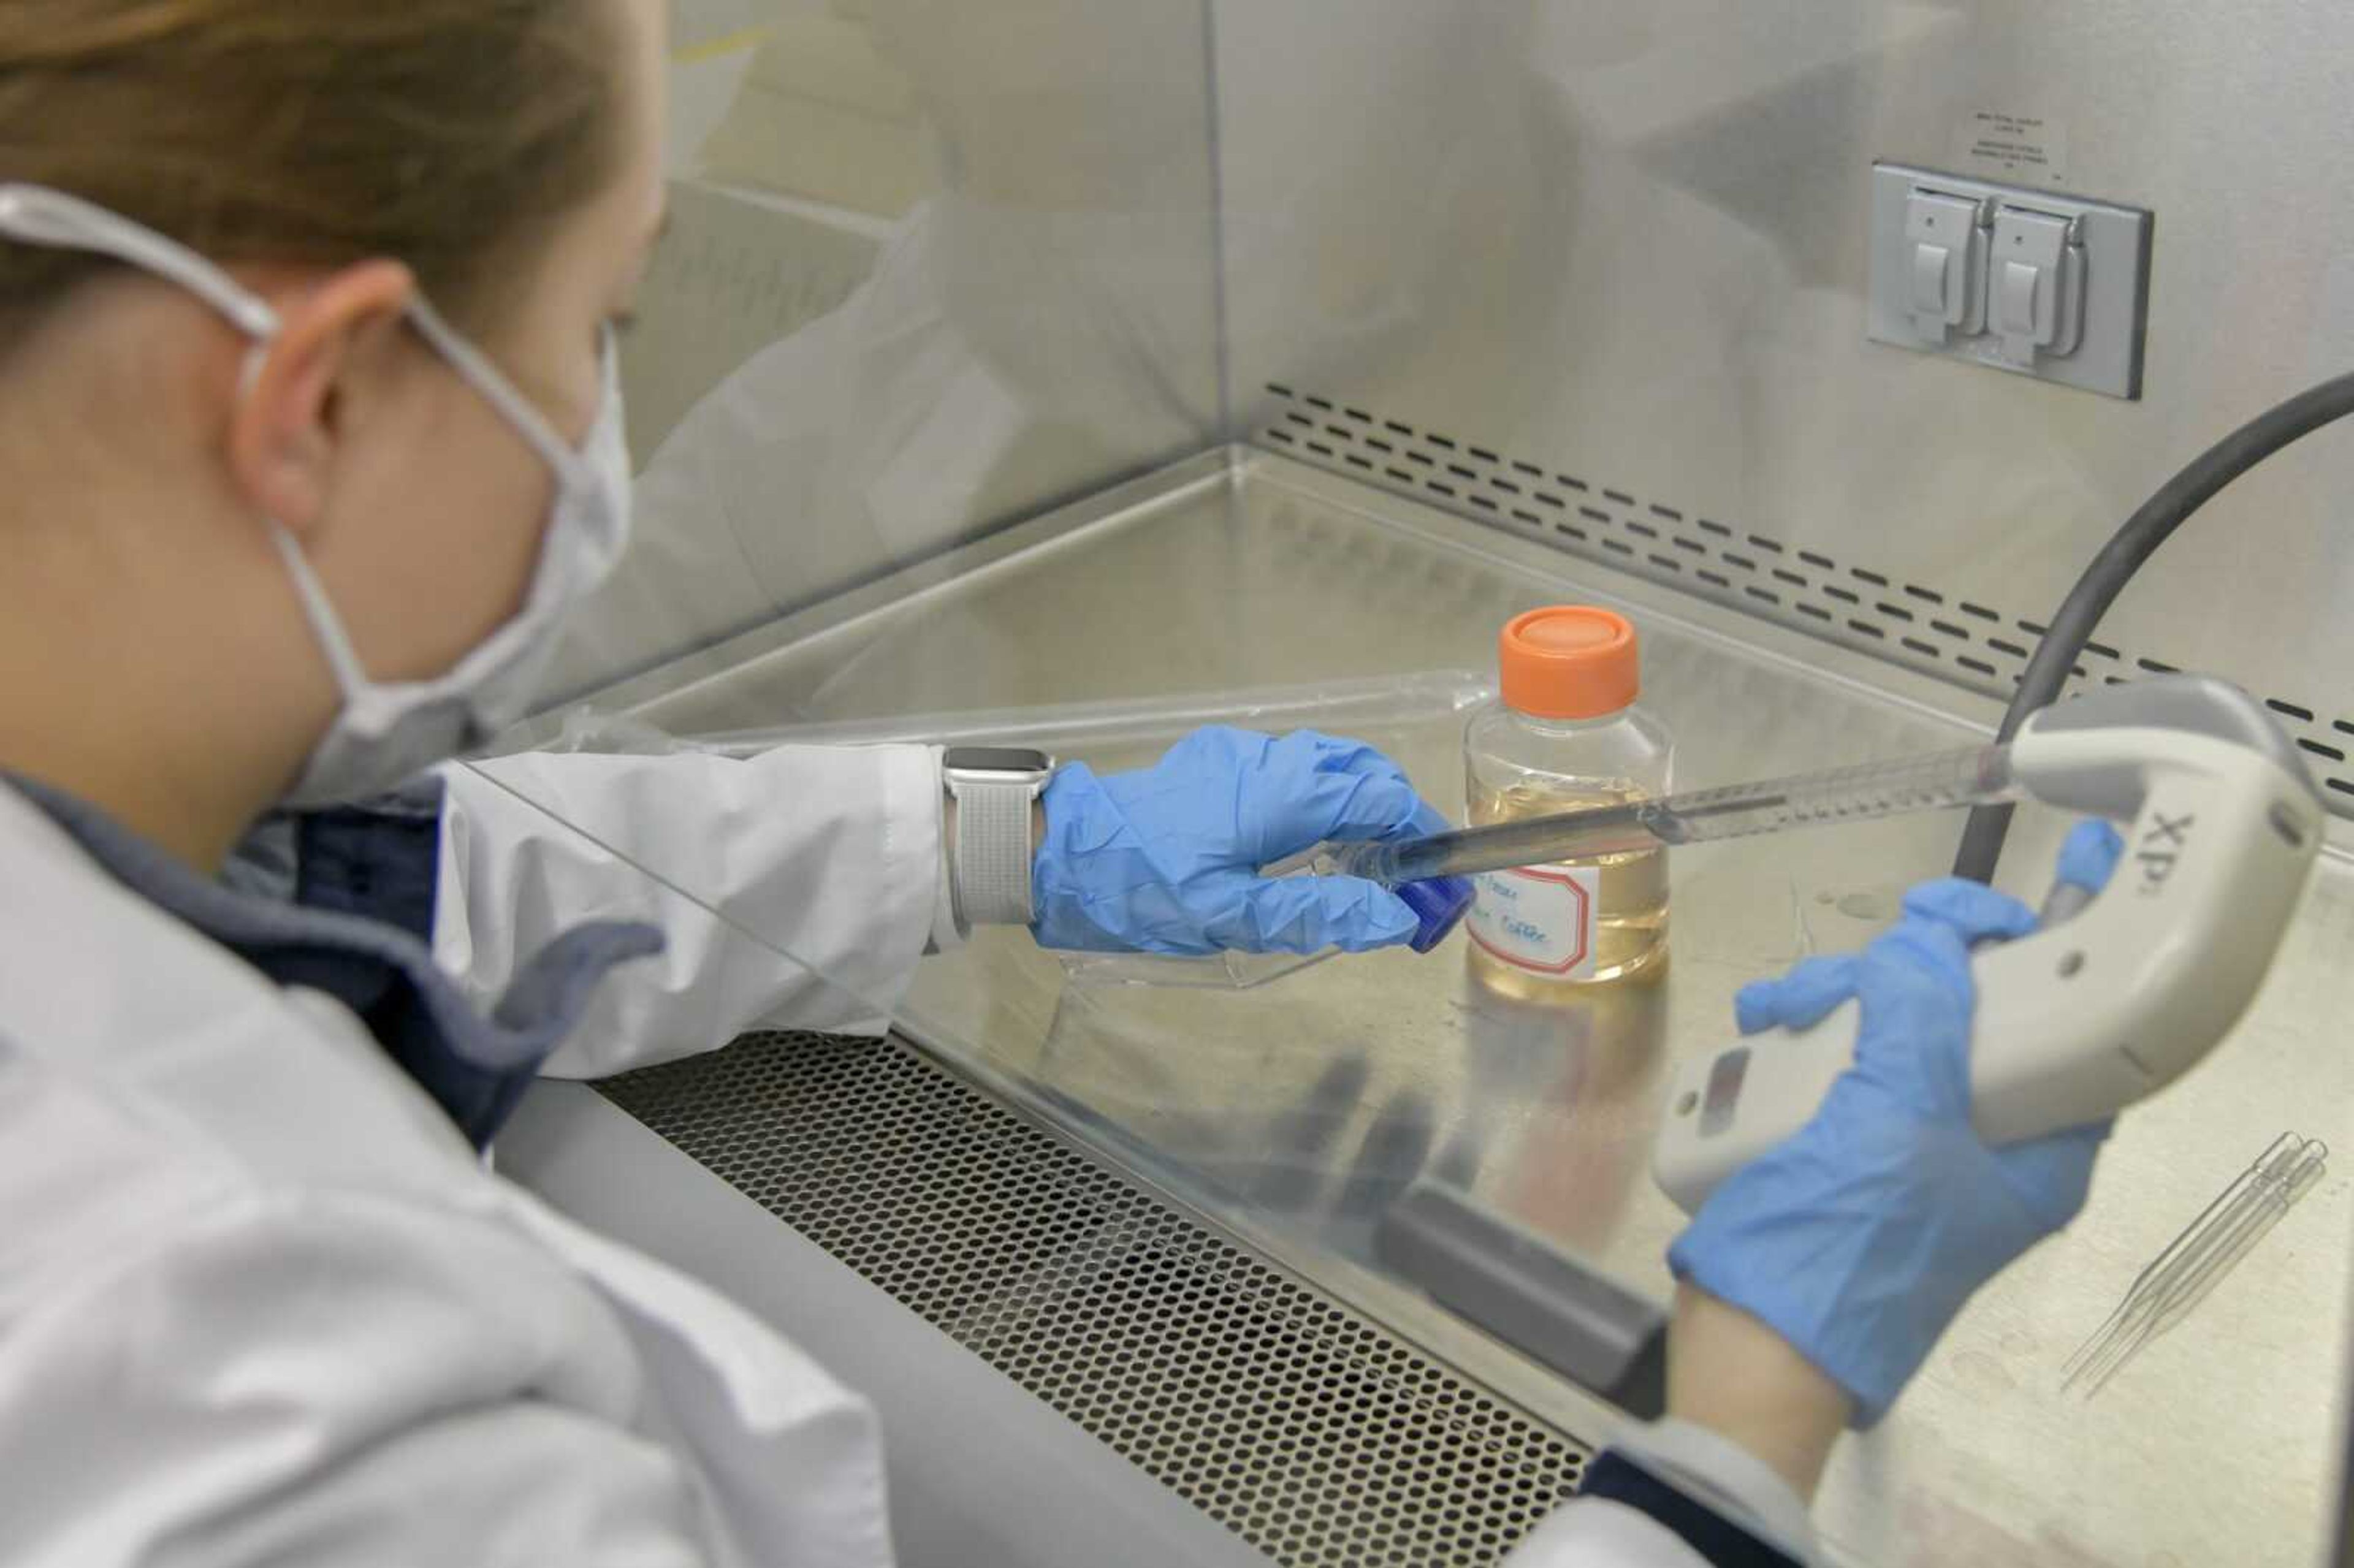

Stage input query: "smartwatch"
[{"left": 942, "top": 745, "right": 1057, "bottom": 927}]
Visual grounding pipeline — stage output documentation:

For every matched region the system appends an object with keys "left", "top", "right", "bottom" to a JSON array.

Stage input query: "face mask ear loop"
[
  {"left": 403, "top": 295, "right": 597, "bottom": 491},
  {"left": 235, "top": 340, "right": 267, "bottom": 402},
  {"left": 267, "top": 525, "right": 376, "bottom": 706},
  {"left": 0, "top": 183, "right": 280, "bottom": 339},
  {"left": 231, "top": 340, "right": 374, "bottom": 707}
]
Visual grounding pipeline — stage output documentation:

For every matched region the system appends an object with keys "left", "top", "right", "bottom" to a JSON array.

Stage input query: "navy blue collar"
[{"left": 10, "top": 775, "right": 663, "bottom": 1149}]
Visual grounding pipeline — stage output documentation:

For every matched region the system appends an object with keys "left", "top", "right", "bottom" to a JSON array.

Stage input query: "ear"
[{"left": 224, "top": 260, "right": 416, "bottom": 541}]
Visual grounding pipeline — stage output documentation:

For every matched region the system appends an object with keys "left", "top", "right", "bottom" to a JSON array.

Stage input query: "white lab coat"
[{"left": 0, "top": 750, "right": 1804, "bottom": 1567}]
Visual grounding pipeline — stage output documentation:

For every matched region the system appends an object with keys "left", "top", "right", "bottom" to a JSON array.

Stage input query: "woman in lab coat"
[{"left": 0, "top": 4, "right": 2119, "bottom": 1566}]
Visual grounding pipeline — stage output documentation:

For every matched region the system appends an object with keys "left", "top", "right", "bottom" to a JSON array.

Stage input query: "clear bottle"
[{"left": 1464, "top": 606, "right": 1674, "bottom": 995}]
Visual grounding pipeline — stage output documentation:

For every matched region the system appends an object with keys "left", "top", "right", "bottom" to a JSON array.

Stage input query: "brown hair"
[{"left": 0, "top": 0, "right": 620, "bottom": 343}]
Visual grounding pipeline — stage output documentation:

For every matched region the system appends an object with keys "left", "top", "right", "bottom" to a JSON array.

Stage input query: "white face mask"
[{"left": 0, "top": 184, "right": 634, "bottom": 807}]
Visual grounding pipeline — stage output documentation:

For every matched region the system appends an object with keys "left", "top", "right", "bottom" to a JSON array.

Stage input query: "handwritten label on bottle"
[{"left": 1468, "top": 867, "right": 1598, "bottom": 979}]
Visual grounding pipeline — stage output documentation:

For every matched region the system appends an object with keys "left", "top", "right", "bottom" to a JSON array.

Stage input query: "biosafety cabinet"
[{"left": 498, "top": 6, "right": 2354, "bottom": 1564}]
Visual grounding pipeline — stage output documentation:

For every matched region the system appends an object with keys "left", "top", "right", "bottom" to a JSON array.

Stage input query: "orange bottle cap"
[{"left": 1499, "top": 606, "right": 1639, "bottom": 720}]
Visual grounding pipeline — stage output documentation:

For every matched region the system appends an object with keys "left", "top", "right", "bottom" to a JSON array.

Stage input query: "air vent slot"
[{"left": 601, "top": 1032, "right": 1590, "bottom": 1567}]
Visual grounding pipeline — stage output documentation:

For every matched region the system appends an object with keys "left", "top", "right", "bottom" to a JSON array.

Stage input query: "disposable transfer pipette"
[
  {"left": 2065, "top": 1135, "right": 2328, "bottom": 1398},
  {"left": 2078, "top": 1141, "right": 2327, "bottom": 1396},
  {"left": 2127, "top": 1140, "right": 2325, "bottom": 1319},
  {"left": 2060, "top": 1132, "right": 2303, "bottom": 1390},
  {"left": 1333, "top": 742, "right": 2019, "bottom": 887}
]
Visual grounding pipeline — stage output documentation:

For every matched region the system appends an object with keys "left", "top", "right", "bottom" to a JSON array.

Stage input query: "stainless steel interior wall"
[
  {"left": 1215, "top": 1, "right": 2354, "bottom": 745},
  {"left": 543, "top": 0, "right": 1226, "bottom": 699}
]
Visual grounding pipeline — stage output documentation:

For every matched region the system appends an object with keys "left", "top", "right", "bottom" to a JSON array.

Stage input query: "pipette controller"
[{"left": 1646, "top": 676, "right": 2322, "bottom": 1211}]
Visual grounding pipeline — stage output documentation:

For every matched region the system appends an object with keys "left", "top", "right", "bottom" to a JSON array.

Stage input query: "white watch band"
[{"left": 951, "top": 777, "right": 1037, "bottom": 926}]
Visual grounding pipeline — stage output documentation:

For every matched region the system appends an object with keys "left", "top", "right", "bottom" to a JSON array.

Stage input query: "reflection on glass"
[
  {"left": 546, "top": 0, "right": 1223, "bottom": 699},
  {"left": 1463, "top": 969, "right": 1668, "bottom": 1259},
  {"left": 1034, "top": 929, "right": 1670, "bottom": 1271}
]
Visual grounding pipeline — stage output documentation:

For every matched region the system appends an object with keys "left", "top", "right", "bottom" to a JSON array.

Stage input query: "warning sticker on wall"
[{"left": 1952, "top": 111, "right": 2070, "bottom": 184}]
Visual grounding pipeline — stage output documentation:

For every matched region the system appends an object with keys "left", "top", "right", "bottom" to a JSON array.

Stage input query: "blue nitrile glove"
[
  {"left": 1667, "top": 820, "right": 2127, "bottom": 1425},
  {"left": 1031, "top": 726, "right": 1448, "bottom": 956}
]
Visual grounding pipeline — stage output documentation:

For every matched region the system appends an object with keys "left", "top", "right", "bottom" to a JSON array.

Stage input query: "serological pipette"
[{"left": 1334, "top": 742, "right": 2019, "bottom": 888}]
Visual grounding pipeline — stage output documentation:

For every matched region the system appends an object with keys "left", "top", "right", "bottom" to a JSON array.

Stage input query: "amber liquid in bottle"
[{"left": 1465, "top": 780, "right": 1669, "bottom": 999}]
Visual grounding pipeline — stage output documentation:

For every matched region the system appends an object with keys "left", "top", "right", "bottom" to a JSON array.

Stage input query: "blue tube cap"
[{"left": 1398, "top": 875, "right": 1477, "bottom": 954}]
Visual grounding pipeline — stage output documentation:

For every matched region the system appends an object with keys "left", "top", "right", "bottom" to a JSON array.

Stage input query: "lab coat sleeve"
[
  {"left": 0, "top": 1191, "right": 720, "bottom": 1568},
  {"left": 1501, "top": 1421, "right": 1816, "bottom": 1566},
  {"left": 432, "top": 744, "right": 950, "bottom": 1078}
]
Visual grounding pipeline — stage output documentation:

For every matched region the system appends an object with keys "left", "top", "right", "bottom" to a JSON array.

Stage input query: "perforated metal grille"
[
  {"left": 1258, "top": 384, "right": 2354, "bottom": 811},
  {"left": 599, "top": 1031, "right": 1588, "bottom": 1567}
]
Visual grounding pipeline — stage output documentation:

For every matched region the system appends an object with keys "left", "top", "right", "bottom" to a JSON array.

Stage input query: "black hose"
[{"left": 1952, "top": 368, "right": 2354, "bottom": 883}]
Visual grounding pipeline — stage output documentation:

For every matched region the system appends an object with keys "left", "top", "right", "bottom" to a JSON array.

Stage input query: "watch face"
[{"left": 944, "top": 746, "right": 1053, "bottom": 774}]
